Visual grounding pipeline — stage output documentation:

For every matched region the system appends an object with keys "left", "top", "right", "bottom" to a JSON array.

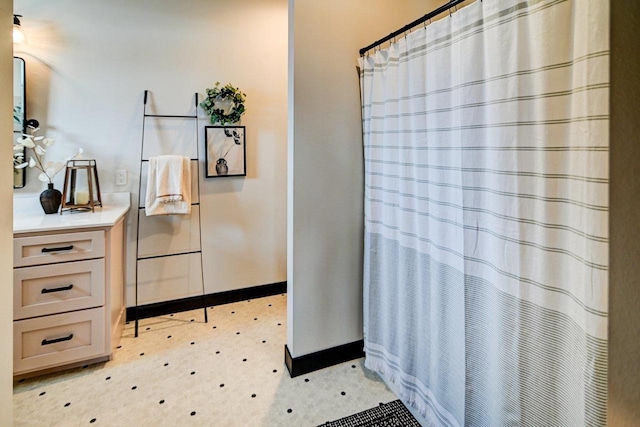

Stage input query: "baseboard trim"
[
  {"left": 126, "top": 281, "right": 286, "bottom": 321},
  {"left": 284, "top": 340, "right": 365, "bottom": 378}
]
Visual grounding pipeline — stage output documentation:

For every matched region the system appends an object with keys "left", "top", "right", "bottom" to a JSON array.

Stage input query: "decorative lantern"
[{"left": 60, "top": 159, "right": 102, "bottom": 213}]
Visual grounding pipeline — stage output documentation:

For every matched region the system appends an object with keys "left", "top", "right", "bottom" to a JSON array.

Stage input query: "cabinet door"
[
  {"left": 14, "top": 230, "right": 105, "bottom": 267},
  {"left": 14, "top": 259, "right": 105, "bottom": 320}
]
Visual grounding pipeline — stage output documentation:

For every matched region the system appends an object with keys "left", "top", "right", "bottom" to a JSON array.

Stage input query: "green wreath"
[{"left": 200, "top": 82, "right": 246, "bottom": 125}]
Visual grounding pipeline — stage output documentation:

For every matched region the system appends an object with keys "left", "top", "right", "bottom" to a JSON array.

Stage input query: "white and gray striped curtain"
[{"left": 359, "top": 1, "right": 608, "bottom": 426}]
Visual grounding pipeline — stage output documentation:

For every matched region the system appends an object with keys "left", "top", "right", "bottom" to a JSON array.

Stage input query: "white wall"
[
  {"left": 0, "top": 0, "right": 13, "bottom": 422},
  {"left": 287, "top": 0, "right": 442, "bottom": 357},
  {"left": 14, "top": 0, "right": 288, "bottom": 306}
]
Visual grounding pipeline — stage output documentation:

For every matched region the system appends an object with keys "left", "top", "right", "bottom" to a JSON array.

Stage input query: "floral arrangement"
[
  {"left": 200, "top": 82, "right": 246, "bottom": 125},
  {"left": 14, "top": 126, "right": 83, "bottom": 184}
]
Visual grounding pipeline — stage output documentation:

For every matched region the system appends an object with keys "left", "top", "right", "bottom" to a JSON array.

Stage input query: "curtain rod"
[{"left": 359, "top": 0, "right": 468, "bottom": 56}]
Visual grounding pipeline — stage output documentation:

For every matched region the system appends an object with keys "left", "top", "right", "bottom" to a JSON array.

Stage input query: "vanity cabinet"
[{"left": 12, "top": 209, "right": 127, "bottom": 376}]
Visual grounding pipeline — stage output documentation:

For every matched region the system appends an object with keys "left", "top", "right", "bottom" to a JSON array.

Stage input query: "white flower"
[
  {"left": 14, "top": 126, "right": 81, "bottom": 185},
  {"left": 19, "top": 137, "right": 35, "bottom": 148}
]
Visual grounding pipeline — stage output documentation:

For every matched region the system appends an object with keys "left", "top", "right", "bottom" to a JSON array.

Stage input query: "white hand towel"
[{"left": 145, "top": 155, "right": 191, "bottom": 216}]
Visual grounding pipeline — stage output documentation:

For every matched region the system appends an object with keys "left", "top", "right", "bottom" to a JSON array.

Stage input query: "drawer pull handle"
[
  {"left": 41, "top": 284, "right": 74, "bottom": 294},
  {"left": 41, "top": 245, "right": 74, "bottom": 253},
  {"left": 41, "top": 334, "right": 74, "bottom": 346}
]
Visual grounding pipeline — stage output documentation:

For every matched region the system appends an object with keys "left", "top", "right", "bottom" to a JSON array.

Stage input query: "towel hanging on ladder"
[{"left": 145, "top": 155, "right": 191, "bottom": 216}]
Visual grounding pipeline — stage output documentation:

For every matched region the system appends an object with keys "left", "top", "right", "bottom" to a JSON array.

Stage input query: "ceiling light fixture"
[{"left": 13, "top": 14, "right": 25, "bottom": 44}]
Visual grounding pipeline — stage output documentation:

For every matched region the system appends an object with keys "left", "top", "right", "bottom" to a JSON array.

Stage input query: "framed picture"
[{"left": 205, "top": 126, "right": 246, "bottom": 178}]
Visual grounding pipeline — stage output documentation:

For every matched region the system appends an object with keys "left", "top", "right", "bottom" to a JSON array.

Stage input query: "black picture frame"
[{"left": 205, "top": 126, "right": 246, "bottom": 178}]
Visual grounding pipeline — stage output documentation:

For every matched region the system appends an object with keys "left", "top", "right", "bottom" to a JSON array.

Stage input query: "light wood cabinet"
[{"left": 13, "top": 218, "right": 126, "bottom": 376}]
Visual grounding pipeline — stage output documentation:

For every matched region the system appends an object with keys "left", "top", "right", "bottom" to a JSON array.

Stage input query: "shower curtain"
[{"left": 359, "top": 1, "right": 608, "bottom": 426}]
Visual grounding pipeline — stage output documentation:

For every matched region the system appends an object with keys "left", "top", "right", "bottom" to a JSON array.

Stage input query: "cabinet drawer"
[
  {"left": 14, "top": 307, "right": 105, "bottom": 374},
  {"left": 14, "top": 230, "right": 105, "bottom": 267},
  {"left": 14, "top": 259, "right": 105, "bottom": 320}
]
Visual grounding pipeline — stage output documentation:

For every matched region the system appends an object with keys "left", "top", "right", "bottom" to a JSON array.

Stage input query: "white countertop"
[{"left": 14, "top": 192, "right": 131, "bottom": 234}]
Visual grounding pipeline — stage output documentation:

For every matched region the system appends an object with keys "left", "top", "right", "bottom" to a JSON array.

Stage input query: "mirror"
[{"left": 13, "top": 57, "right": 26, "bottom": 188}]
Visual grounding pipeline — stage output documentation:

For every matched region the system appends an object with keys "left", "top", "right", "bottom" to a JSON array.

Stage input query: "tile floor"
[{"left": 13, "top": 294, "right": 397, "bottom": 426}]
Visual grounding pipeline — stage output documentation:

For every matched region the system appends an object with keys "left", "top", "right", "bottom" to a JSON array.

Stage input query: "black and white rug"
[{"left": 319, "top": 400, "right": 421, "bottom": 427}]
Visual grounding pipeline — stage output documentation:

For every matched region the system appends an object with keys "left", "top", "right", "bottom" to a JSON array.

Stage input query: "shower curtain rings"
[{"left": 449, "top": 0, "right": 457, "bottom": 17}]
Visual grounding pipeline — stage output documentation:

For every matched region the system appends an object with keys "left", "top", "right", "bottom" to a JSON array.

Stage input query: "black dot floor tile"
[{"left": 13, "top": 295, "right": 396, "bottom": 426}]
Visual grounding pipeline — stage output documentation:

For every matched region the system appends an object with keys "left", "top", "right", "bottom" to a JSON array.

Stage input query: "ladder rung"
[
  {"left": 144, "top": 114, "right": 197, "bottom": 119},
  {"left": 137, "top": 250, "right": 201, "bottom": 261},
  {"left": 138, "top": 203, "right": 200, "bottom": 210},
  {"left": 141, "top": 158, "right": 198, "bottom": 162}
]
